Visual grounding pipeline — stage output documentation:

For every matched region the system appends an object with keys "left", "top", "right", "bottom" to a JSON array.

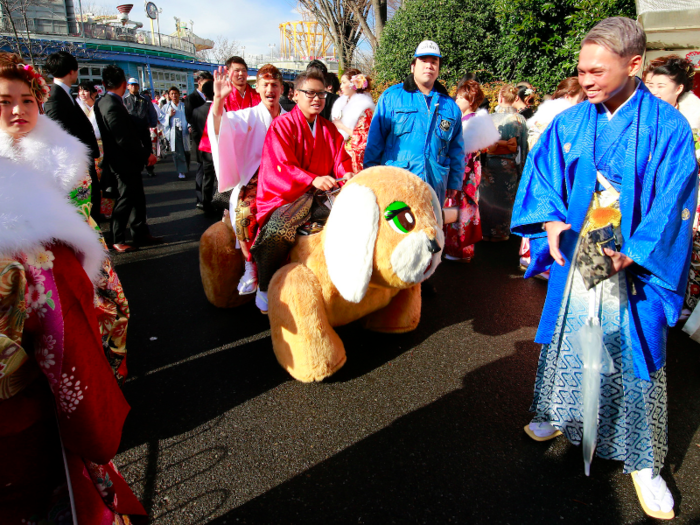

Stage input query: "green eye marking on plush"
[{"left": 384, "top": 201, "right": 416, "bottom": 234}]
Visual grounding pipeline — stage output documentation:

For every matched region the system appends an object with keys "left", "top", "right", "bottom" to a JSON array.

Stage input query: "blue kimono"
[{"left": 512, "top": 83, "right": 698, "bottom": 381}]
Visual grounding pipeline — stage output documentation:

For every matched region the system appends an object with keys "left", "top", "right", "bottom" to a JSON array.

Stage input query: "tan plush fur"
[
  {"left": 269, "top": 167, "right": 442, "bottom": 382},
  {"left": 200, "top": 167, "right": 443, "bottom": 382},
  {"left": 199, "top": 215, "right": 254, "bottom": 308}
]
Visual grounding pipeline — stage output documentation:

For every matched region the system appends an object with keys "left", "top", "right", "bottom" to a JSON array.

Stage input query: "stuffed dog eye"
[{"left": 384, "top": 201, "right": 416, "bottom": 234}]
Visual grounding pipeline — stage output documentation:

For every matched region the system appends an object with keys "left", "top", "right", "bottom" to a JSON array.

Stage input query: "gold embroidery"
[
  {"left": 564, "top": 143, "right": 571, "bottom": 153},
  {"left": 682, "top": 208, "right": 691, "bottom": 220}
]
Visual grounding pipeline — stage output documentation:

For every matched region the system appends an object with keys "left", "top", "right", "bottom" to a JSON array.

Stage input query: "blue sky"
[{"left": 122, "top": 0, "right": 300, "bottom": 57}]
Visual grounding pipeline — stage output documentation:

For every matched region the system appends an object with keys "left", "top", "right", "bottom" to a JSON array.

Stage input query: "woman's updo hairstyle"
[
  {"left": 342, "top": 68, "right": 371, "bottom": 94},
  {"left": 516, "top": 85, "right": 535, "bottom": 105},
  {"left": 455, "top": 78, "right": 484, "bottom": 112},
  {"left": 643, "top": 55, "right": 695, "bottom": 94},
  {"left": 499, "top": 84, "right": 518, "bottom": 104},
  {"left": 552, "top": 77, "right": 582, "bottom": 100},
  {"left": 0, "top": 52, "right": 50, "bottom": 111}
]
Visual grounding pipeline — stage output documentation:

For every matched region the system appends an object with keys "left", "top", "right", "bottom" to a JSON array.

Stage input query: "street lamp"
[{"left": 157, "top": 8, "right": 162, "bottom": 47}]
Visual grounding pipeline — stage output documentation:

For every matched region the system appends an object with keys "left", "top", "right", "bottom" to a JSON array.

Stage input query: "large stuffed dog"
[
  {"left": 199, "top": 166, "right": 444, "bottom": 382},
  {"left": 268, "top": 166, "right": 444, "bottom": 382}
]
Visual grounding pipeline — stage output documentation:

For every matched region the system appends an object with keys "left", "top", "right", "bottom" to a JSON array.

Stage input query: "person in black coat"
[
  {"left": 43, "top": 51, "right": 101, "bottom": 222},
  {"left": 94, "top": 65, "right": 161, "bottom": 252},
  {"left": 191, "top": 79, "right": 217, "bottom": 214},
  {"left": 185, "top": 70, "right": 213, "bottom": 190}
]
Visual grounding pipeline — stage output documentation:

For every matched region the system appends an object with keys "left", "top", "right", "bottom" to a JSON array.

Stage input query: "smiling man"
[
  {"left": 364, "top": 40, "right": 464, "bottom": 206},
  {"left": 511, "top": 17, "right": 698, "bottom": 520},
  {"left": 249, "top": 69, "right": 353, "bottom": 313},
  {"left": 208, "top": 64, "right": 286, "bottom": 297}
]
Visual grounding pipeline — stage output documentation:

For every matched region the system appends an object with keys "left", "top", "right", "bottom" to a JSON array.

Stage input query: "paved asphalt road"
[{"left": 110, "top": 158, "right": 700, "bottom": 525}]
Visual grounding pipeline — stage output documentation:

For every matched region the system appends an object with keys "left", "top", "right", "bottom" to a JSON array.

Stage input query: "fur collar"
[
  {"left": 0, "top": 155, "right": 106, "bottom": 283},
  {"left": 526, "top": 98, "right": 572, "bottom": 130},
  {"left": 0, "top": 115, "right": 90, "bottom": 193},
  {"left": 462, "top": 109, "right": 501, "bottom": 154},
  {"left": 678, "top": 91, "right": 700, "bottom": 130},
  {"left": 402, "top": 74, "right": 449, "bottom": 96},
  {"left": 331, "top": 93, "right": 375, "bottom": 140}
]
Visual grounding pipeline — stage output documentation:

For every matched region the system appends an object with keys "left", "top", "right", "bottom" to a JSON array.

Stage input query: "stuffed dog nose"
[{"left": 427, "top": 237, "right": 442, "bottom": 254}]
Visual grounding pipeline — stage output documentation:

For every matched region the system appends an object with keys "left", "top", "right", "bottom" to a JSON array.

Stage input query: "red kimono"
[
  {"left": 0, "top": 244, "right": 146, "bottom": 524},
  {"left": 199, "top": 85, "right": 261, "bottom": 153},
  {"left": 256, "top": 106, "right": 353, "bottom": 226}
]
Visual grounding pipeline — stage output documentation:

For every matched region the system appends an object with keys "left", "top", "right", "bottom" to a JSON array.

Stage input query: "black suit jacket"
[
  {"left": 94, "top": 93, "right": 152, "bottom": 175},
  {"left": 44, "top": 83, "right": 100, "bottom": 159},
  {"left": 185, "top": 89, "right": 205, "bottom": 127},
  {"left": 320, "top": 92, "right": 339, "bottom": 121},
  {"left": 190, "top": 100, "right": 211, "bottom": 149}
]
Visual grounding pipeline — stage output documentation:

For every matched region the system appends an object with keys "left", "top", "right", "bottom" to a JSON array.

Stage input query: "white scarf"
[
  {"left": 0, "top": 119, "right": 105, "bottom": 282},
  {"left": 331, "top": 93, "right": 375, "bottom": 140}
]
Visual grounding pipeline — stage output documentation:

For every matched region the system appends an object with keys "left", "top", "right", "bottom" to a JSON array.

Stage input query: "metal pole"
[
  {"left": 76, "top": 0, "right": 85, "bottom": 39},
  {"left": 156, "top": 9, "right": 162, "bottom": 47}
]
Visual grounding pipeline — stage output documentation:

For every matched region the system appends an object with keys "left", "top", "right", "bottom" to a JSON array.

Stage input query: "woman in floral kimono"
[
  {"left": 479, "top": 84, "right": 529, "bottom": 241},
  {"left": 444, "top": 79, "right": 500, "bottom": 261},
  {"left": 644, "top": 55, "right": 700, "bottom": 320},
  {"left": 331, "top": 69, "right": 375, "bottom": 172},
  {"left": 0, "top": 53, "right": 145, "bottom": 523}
]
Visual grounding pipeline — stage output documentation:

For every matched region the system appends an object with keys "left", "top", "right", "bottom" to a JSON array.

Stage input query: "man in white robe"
[{"left": 208, "top": 64, "right": 286, "bottom": 296}]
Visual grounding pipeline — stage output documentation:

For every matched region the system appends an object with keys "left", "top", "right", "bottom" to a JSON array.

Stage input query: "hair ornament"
[
  {"left": 524, "top": 88, "right": 534, "bottom": 95},
  {"left": 351, "top": 74, "right": 368, "bottom": 90},
  {"left": 19, "top": 63, "right": 49, "bottom": 102}
]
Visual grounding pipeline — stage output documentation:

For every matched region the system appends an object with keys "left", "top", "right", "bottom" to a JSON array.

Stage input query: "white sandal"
[
  {"left": 237, "top": 261, "right": 258, "bottom": 295},
  {"left": 631, "top": 469, "right": 674, "bottom": 520},
  {"left": 255, "top": 290, "right": 268, "bottom": 315},
  {"left": 524, "top": 421, "right": 562, "bottom": 442}
]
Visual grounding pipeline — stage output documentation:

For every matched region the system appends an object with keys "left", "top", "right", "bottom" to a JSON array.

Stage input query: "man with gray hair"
[{"left": 512, "top": 16, "right": 697, "bottom": 520}]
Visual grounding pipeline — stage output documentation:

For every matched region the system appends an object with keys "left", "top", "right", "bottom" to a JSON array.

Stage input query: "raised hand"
[{"left": 213, "top": 66, "right": 233, "bottom": 100}]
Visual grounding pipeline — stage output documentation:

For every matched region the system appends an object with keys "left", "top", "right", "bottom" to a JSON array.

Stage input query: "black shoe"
[{"left": 195, "top": 203, "right": 205, "bottom": 211}]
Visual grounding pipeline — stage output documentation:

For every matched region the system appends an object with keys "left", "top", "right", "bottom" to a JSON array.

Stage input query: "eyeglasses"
[{"left": 297, "top": 89, "right": 327, "bottom": 100}]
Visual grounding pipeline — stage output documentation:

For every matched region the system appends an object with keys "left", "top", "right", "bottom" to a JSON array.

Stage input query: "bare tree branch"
[
  {"left": 297, "top": 0, "right": 366, "bottom": 71},
  {"left": 196, "top": 35, "right": 240, "bottom": 65}
]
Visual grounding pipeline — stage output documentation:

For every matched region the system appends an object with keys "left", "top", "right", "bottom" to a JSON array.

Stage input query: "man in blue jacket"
[{"left": 364, "top": 40, "right": 464, "bottom": 205}]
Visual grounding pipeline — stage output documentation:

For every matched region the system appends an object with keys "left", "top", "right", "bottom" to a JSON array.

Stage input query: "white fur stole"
[
  {"left": 462, "top": 109, "right": 501, "bottom": 154},
  {"left": 0, "top": 136, "right": 104, "bottom": 283},
  {"left": 678, "top": 91, "right": 700, "bottom": 130},
  {"left": 0, "top": 114, "right": 91, "bottom": 194},
  {"left": 331, "top": 93, "right": 375, "bottom": 140}
]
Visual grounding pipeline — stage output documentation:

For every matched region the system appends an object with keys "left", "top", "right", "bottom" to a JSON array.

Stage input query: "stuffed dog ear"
[
  {"left": 324, "top": 183, "right": 379, "bottom": 303},
  {"left": 430, "top": 185, "right": 444, "bottom": 230}
]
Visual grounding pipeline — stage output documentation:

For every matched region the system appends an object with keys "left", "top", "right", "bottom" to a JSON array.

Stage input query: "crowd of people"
[{"left": 0, "top": 14, "right": 698, "bottom": 523}]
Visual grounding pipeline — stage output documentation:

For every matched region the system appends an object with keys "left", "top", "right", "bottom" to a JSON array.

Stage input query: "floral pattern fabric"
[
  {"left": 69, "top": 175, "right": 130, "bottom": 385},
  {"left": 0, "top": 245, "right": 145, "bottom": 524},
  {"left": 346, "top": 108, "right": 373, "bottom": 172},
  {"left": 444, "top": 142, "right": 482, "bottom": 261},
  {"left": 479, "top": 108, "right": 528, "bottom": 240}
]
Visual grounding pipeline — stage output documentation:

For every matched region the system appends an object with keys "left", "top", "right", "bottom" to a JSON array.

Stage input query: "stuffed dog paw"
[{"left": 268, "top": 166, "right": 444, "bottom": 382}]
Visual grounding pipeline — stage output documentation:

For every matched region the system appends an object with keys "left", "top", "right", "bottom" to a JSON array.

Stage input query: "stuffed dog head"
[{"left": 324, "top": 166, "right": 444, "bottom": 303}]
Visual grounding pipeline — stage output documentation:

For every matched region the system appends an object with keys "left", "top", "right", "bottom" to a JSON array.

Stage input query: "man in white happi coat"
[{"left": 208, "top": 64, "right": 286, "bottom": 296}]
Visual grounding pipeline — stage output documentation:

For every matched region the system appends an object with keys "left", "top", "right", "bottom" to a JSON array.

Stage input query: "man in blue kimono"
[
  {"left": 364, "top": 40, "right": 464, "bottom": 205},
  {"left": 511, "top": 17, "right": 697, "bottom": 520}
]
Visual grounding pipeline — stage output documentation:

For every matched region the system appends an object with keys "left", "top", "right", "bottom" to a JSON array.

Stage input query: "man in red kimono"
[
  {"left": 198, "top": 56, "right": 260, "bottom": 154},
  {"left": 251, "top": 69, "right": 354, "bottom": 313}
]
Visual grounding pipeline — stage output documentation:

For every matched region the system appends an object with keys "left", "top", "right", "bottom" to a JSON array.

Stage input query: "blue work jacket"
[{"left": 364, "top": 76, "right": 465, "bottom": 203}]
